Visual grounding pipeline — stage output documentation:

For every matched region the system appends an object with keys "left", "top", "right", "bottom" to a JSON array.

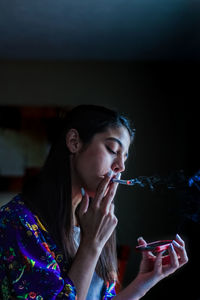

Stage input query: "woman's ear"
[{"left": 66, "top": 129, "right": 82, "bottom": 153}]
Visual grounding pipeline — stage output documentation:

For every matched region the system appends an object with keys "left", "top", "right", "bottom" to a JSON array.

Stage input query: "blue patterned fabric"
[{"left": 0, "top": 195, "right": 116, "bottom": 299}]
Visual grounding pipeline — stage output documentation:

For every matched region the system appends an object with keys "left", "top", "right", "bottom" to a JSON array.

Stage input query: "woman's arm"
[
  {"left": 0, "top": 201, "right": 76, "bottom": 299},
  {"left": 114, "top": 234, "right": 188, "bottom": 300},
  {"left": 67, "top": 239, "right": 102, "bottom": 299}
]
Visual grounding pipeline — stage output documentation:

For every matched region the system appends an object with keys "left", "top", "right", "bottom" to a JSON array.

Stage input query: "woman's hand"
[
  {"left": 114, "top": 235, "right": 188, "bottom": 300},
  {"left": 69, "top": 173, "right": 119, "bottom": 300},
  {"left": 134, "top": 234, "right": 188, "bottom": 297},
  {"left": 77, "top": 171, "right": 118, "bottom": 252}
]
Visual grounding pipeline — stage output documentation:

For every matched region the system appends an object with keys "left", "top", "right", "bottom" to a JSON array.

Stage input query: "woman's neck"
[{"left": 72, "top": 188, "right": 82, "bottom": 227}]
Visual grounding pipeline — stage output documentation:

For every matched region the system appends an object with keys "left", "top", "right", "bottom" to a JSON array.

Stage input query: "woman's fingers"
[
  {"left": 137, "top": 234, "right": 188, "bottom": 282},
  {"left": 101, "top": 180, "right": 119, "bottom": 213},
  {"left": 137, "top": 236, "right": 147, "bottom": 247},
  {"left": 161, "top": 235, "right": 188, "bottom": 277},
  {"left": 137, "top": 237, "right": 155, "bottom": 259},
  {"left": 175, "top": 233, "right": 185, "bottom": 246},
  {"left": 94, "top": 171, "right": 113, "bottom": 207},
  {"left": 79, "top": 189, "right": 90, "bottom": 216},
  {"left": 172, "top": 236, "right": 188, "bottom": 267},
  {"left": 138, "top": 237, "right": 151, "bottom": 262},
  {"left": 109, "top": 203, "right": 115, "bottom": 215},
  {"left": 154, "top": 251, "right": 164, "bottom": 273},
  {"left": 168, "top": 243, "right": 179, "bottom": 269},
  {"left": 93, "top": 171, "right": 120, "bottom": 214}
]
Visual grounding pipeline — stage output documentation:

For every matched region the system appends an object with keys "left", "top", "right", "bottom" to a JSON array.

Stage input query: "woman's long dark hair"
[{"left": 22, "top": 105, "right": 135, "bottom": 283}]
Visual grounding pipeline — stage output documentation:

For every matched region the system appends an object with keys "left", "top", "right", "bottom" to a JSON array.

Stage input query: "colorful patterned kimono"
[{"left": 0, "top": 195, "right": 116, "bottom": 299}]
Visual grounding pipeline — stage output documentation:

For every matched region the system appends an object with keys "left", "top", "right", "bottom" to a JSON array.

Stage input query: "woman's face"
[{"left": 70, "top": 125, "right": 131, "bottom": 197}]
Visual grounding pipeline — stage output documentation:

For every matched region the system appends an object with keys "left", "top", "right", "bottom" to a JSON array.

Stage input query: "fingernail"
[
  {"left": 81, "top": 187, "right": 85, "bottom": 197},
  {"left": 116, "top": 173, "right": 121, "bottom": 179},
  {"left": 172, "top": 240, "right": 180, "bottom": 247},
  {"left": 107, "top": 170, "right": 113, "bottom": 177},
  {"left": 176, "top": 233, "right": 181, "bottom": 240},
  {"left": 137, "top": 236, "right": 143, "bottom": 242},
  {"left": 170, "top": 243, "right": 175, "bottom": 251}
]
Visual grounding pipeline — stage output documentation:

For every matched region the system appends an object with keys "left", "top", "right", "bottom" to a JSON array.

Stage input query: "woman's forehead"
[
  {"left": 94, "top": 126, "right": 131, "bottom": 148},
  {"left": 104, "top": 126, "right": 130, "bottom": 138}
]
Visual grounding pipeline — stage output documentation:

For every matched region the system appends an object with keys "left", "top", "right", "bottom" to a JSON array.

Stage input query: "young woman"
[{"left": 0, "top": 105, "right": 188, "bottom": 300}]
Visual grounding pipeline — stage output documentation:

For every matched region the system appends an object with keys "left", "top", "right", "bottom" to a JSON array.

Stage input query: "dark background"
[
  {"left": 0, "top": 0, "right": 200, "bottom": 298},
  {"left": 0, "top": 61, "right": 199, "bottom": 299}
]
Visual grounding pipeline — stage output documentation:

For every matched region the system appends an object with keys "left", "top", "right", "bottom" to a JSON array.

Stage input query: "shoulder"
[
  {"left": 0, "top": 194, "right": 36, "bottom": 233},
  {"left": 1, "top": 194, "right": 25, "bottom": 214}
]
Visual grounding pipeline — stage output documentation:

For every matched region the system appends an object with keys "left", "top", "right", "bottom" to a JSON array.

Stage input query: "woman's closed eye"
[{"left": 106, "top": 145, "right": 117, "bottom": 155}]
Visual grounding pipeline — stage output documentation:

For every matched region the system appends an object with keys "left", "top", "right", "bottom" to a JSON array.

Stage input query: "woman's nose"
[{"left": 112, "top": 157, "right": 125, "bottom": 173}]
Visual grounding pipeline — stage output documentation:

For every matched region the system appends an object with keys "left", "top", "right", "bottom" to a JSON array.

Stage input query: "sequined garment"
[{"left": 0, "top": 195, "right": 116, "bottom": 299}]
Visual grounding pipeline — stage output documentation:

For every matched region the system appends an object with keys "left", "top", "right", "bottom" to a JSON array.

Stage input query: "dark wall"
[
  {"left": 0, "top": 61, "right": 199, "bottom": 299},
  {"left": 0, "top": 60, "right": 198, "bottom": 173}
]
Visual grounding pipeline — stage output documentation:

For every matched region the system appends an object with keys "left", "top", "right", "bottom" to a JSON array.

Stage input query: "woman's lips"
[{"left": 99, "top": 173, "right": 121, "bottom": 182}]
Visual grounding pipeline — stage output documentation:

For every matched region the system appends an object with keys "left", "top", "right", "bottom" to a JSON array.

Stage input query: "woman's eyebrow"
[{"left": 105, "top": 137, "right": 123, "bottom": 148}]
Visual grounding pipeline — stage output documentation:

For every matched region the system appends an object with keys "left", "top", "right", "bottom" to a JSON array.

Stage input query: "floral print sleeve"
[
  {"left": 0, "top": 195, "right": 77, "bottom": 300},
  {"left": 0, "top": 195, "right": 117, "bottom": 300},
  {"left": 102, "top": 281, "right": 116, "bottom": 299}
]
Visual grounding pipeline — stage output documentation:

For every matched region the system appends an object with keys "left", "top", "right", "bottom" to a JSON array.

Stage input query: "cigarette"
[{"left": 112, "top": 178, "right": 136, "bottom": 186}]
